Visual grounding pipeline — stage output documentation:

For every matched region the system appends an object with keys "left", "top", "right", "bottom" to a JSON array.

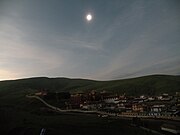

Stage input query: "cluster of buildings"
[{"left": 35, "top": 90, "right": 180, "bottom": 118}]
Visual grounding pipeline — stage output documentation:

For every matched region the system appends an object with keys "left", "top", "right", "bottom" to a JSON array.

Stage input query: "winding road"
[{"left": 26, "top": 95, "right": 103, "bottom": 114}]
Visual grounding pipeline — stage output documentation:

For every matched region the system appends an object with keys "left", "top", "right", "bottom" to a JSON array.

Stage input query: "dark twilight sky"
[{"left": 0, "top": 0, "right": 180, "bottom": 80}]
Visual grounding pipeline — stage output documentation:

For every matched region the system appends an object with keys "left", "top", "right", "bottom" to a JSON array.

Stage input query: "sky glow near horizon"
[{"left": 0, "top": 0, "right": 180, "bottom": 81}]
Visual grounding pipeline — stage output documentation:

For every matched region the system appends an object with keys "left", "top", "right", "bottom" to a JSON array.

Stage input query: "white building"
[{"left": 104, "top": 97, "right": 119, "bottom": 104}]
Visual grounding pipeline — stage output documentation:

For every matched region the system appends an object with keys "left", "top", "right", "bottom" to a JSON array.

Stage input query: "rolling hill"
[{"left": 0, "top": 75, "right": 179, "bottom": 96}]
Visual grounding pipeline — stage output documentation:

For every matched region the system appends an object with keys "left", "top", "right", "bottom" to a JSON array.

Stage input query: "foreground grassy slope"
[
  {"left": 0, "top": 105, "right": 157, "bottom": 135},
  {"left": 0, "top": 75, "right": 180, "bottom": 96}
]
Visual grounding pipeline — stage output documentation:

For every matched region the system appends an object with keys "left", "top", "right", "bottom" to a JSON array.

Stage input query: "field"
[{"left": 0, "top": 104, "right": 158, "bottom": 135}]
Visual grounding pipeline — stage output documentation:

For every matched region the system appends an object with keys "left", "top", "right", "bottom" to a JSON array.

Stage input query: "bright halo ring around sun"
[{"left": 86, "top": 14, "right": 92, "bottom": 21}]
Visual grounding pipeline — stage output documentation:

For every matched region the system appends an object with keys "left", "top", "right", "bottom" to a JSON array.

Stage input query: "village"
[{"left": 34, "top": 90, "right": 180, "bottom": 119}]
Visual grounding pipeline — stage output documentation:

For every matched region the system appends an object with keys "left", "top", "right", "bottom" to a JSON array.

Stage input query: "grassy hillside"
[{"left": 0, "top": 75, "right": 180, "bottom": 96}]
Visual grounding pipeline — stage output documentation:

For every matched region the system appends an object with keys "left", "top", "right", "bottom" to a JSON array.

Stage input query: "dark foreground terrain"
[
  {"left": 0, "top": 107, "right": 151, "bottom": 135},
  {"left": 1, "top": 104, "right": 179, "bottom": 135}
]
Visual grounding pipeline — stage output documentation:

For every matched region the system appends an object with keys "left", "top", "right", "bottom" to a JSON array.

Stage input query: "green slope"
[{"left": 0, "top": 75, "right": 180, "bottom": 96}]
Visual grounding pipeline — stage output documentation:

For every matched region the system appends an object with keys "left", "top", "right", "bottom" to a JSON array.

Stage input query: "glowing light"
[{"left": 86, "top": 14, "right": 92, "bottom": 21}]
